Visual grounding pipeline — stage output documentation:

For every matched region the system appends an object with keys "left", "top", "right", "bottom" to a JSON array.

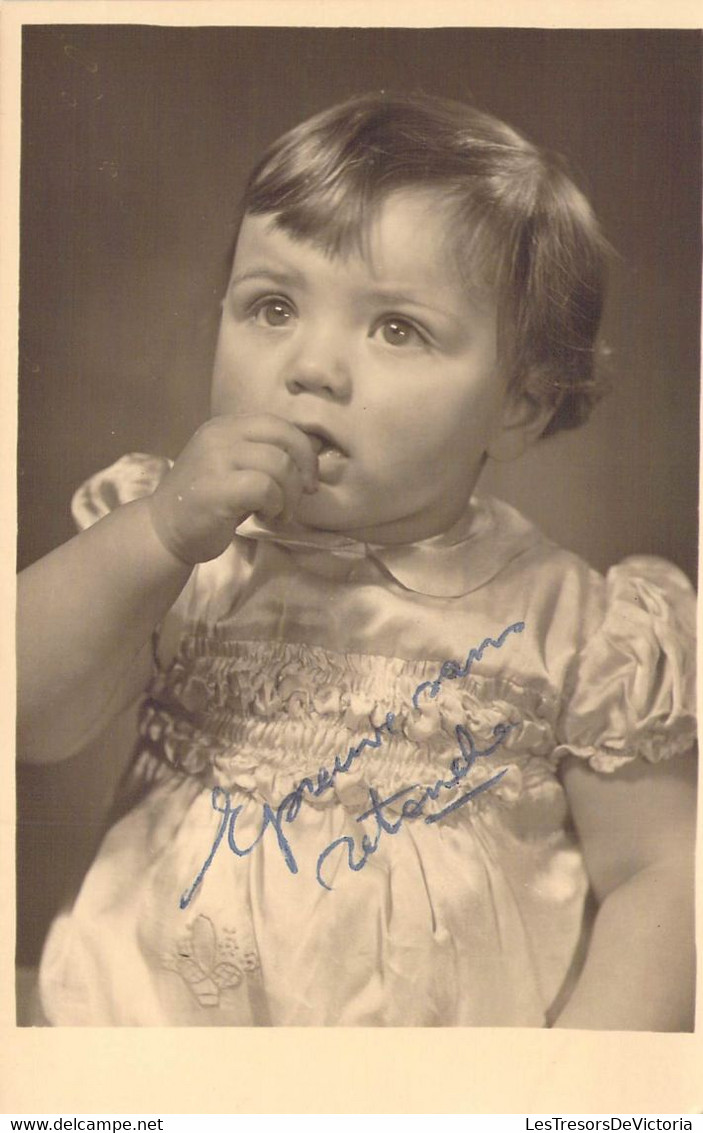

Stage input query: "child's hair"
[{"left": 239, "top": 91, "right": 609, "bottom": 437}]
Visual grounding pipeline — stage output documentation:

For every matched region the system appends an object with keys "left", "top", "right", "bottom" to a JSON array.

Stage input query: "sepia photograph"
[{"left": 13, "top": 15, "right": 699, "bottom": 1052}]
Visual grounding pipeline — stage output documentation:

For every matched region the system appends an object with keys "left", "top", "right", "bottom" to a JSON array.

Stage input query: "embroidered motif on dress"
[{"left": 162, "top": 914, "right": 260, "bottom": 1007}]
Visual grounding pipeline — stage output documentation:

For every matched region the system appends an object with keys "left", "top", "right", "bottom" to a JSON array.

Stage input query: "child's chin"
[{"left": 294, "top": 489, "right": 365, "bottom": 533}]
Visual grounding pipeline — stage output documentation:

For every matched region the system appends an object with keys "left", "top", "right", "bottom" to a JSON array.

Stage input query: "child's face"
[{"left": 212, "top": 190, "right": 518, "bottom": 543}]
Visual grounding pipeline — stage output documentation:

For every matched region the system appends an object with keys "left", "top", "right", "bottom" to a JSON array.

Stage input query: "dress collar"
[
  {"left": 235, "top": 496, "right": 539, "bottom": 598},
  {"left": 69, "top": 453, "right": 539, "bottom": 600}
]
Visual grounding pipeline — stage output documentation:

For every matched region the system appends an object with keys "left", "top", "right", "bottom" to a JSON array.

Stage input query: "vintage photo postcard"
[{"left": 3, "top": 0, "right": 702, "bottom": 1116}]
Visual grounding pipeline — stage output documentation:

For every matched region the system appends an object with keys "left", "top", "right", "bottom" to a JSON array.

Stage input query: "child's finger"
[
  {"left": 223, "top": 414, "right": 319, "bottom": 492},
  {"left": 225, "top": 469, "right": 286, "bottom": 521},
  {"left": 231, "top": 441, "right": 306, "bottom": 514}
]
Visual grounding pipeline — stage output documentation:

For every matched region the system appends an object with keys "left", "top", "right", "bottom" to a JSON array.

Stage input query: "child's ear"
[{"left": 487, "top": 391, "right": 555, "bottom": 462}]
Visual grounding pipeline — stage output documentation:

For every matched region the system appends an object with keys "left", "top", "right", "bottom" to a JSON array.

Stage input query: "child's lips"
[
  {"left": 307, "top": 433, "right": 328, "bottom": 456},
  {"left": 300, "top": 427, "right": 347, "bottom": 458},
  {"left": 299, "top": 427, "right": 348, "bottom": 484}
]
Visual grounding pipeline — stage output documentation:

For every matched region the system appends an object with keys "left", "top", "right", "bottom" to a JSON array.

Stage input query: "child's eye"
[
  {"left": 373, "top": 317, "right": 428, "bottom": 349},
  {"left": 251, "top": 298, "right": 296, "bottom": 328}
]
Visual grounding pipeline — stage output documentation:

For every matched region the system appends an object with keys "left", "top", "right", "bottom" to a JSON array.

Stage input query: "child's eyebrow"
[
  {"left": 363, "top": 287, "right": 462, "bottom": 320},
  {"left": 229, "top": 267, "right": 306, "bottom": 289}
]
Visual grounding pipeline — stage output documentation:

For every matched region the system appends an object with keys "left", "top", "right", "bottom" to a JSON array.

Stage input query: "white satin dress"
[{"left": 37, "top": 455, "right": 697, "bottom": 1026}]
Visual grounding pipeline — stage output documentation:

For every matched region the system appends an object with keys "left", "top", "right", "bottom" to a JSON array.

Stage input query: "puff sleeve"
[
  {"left": 71, "top": 453, "right": 172, "bottom": 532},
  {"left": 554, "top": 556, "right": 697, "bottom": 772}
]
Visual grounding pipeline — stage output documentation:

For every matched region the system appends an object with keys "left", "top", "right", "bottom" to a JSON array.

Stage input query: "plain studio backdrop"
[{"left": 16, "top": 26, "right": 700, "bottom": 973}]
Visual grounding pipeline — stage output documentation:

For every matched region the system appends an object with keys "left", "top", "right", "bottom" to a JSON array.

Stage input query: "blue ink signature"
[
  {"left": 315, "top": 719, "right": 517, "bottom": 890},
  {"left": 180, "top": 621, "right": 525, "bottom": 909},
  {"left": 411, "top": 621, "right": 524, "bottom": 709},
  {"left": 179, "top": 711, "right": 397, "bottom": 909}
]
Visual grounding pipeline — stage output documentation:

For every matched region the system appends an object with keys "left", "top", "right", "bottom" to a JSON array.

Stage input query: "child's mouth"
[
  {"left": 308, "top": 433, "right": 338, "bottom": 456},
  {"left": 302, "top": 429, "right": 347, "bottom": 483}
]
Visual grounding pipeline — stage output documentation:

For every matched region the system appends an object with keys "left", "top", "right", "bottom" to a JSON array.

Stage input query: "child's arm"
[
  {"left": 18, "top": 414, "right": 318, "bottom": 764},
  {"left": 18, "top": 498, "right": 192, "bottom": 762},
  {"left": 554, "top": 747, "right": 697, "bottom": 1031}
]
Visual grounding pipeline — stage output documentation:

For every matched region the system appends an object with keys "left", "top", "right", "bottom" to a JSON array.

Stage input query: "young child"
[{"left": 18, "top": 92, "right": 697, "bottom": 1029}]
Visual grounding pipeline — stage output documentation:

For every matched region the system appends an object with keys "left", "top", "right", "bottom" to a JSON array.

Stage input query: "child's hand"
[{"left": 148, "top": 414, "right": 319, "bottom": 563}]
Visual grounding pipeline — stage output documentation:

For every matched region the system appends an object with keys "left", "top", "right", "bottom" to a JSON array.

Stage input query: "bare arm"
[
  {"left": 553, "top": 747, "right": 697, "bottom": 1031},
  {"left": 17, "top": 498, "right": 192, "bottom": 762}
]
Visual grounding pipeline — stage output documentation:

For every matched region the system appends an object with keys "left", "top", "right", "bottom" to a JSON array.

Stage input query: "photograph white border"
[{"left": 2, "top": 0, "right": 701, "bottom": 1116}]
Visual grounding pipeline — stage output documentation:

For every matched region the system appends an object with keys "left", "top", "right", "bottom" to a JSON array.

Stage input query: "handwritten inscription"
[
  {"left": 315, "top": 719, "right": 517, "bottom": 890},
  {"left": 411, "top": 621, "right": 524, "bottom": 709},
  {"left": 179, "top": 711, "right": 397, "bottom": 909},
  {"left": 180, "top": 621, "right": 525, "bottom": 908}
]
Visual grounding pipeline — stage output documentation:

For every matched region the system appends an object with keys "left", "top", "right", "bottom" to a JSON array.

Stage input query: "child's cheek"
[{"left": 210, "top": 342, "right": 265, "bottom": 416}]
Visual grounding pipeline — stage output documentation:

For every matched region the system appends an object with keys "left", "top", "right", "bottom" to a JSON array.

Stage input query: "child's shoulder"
[{"left": 485, "top": 492, "right": 694, "bottom": 625}]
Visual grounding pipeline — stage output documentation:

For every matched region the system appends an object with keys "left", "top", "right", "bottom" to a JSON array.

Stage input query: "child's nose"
[{"left": 284, "top": 329, "right": 352, "bottom": 401}]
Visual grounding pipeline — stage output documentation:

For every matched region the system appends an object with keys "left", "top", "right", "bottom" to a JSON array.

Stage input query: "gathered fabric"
[{"left": 39, "top": 455, "right": 696, "bottom": 1026}]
